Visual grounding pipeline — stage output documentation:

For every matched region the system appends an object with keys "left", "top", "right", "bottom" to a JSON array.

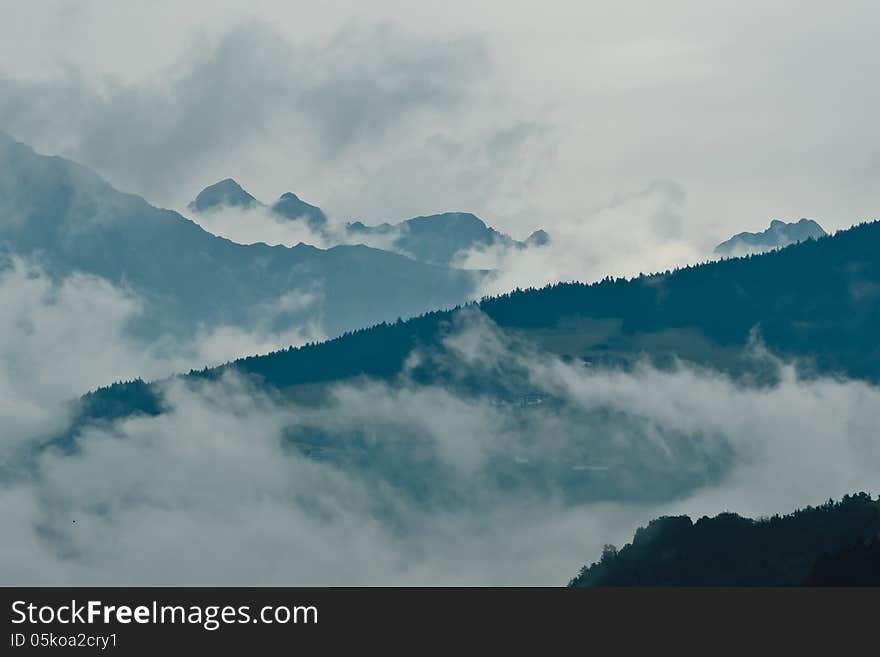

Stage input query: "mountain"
[
  {"left": 524, "top": 228, "right": 550, "bottom": 247},
  {"left": 715, "top": 218, "right": 827, "bottom": 257},
  {"left": 78, "top": 214, "right": 880, "bottom": 428},
  {"left": 346, "top": 212, "right": 549, "bottom": 266},
  {"left": 187, "top": 178, "right": 261, "bottom": 213},
  {"left": 188, "top": 181, "right": 328, "bottom": 230},
  {"left": 568, "top": 493, "right": 880, "bottom": 586},
  {"left": 270, "top": 191, "right": 328, "bottom": 230},
  {"left": 186, "top": 181, "right": 547, "bottom": 266},
  {"left": 0, "top": 132, "right": 480, "bottom": 340}
]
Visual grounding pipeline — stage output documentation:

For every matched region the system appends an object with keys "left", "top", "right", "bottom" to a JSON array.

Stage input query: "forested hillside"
[
  {"left": 569, "top": 493, "right": 880, "bottom": 586},
  {"left": 79, "top": 217, "right": 880, "bottom": 426}
]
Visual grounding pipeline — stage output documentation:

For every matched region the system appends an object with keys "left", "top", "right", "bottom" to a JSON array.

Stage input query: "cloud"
[
  {"left": 4, "top": 2, "right": 880, "bottom": 257},
  {"left": 187, "top": 177, "right": 704, "bottom": 293},
  {"left": 0, "top": 253, "right": 323, "bottom": 451},
  {"left": 459, "top": 180, "right": 702, "bottom": 296},
  {"left": 188, "top": 204, "right": 332, "bottom": 249},
  {"left": 0, "top": 11, "right": 563, "bottom": 238},
  {"left": 0, "top": 20, "right": 493, "bottom": 214},
  {"left": 0, "top": 254, "right": 146, "bottom": 448},
  {"left": 186, "top": 204, "right": 404, "bottom": 253},
  {"left": 3, "top": 2, "right": 880, "bottom": 585},
  {"left": 2, "top": 308, "right": 879, "bottom": 585}
]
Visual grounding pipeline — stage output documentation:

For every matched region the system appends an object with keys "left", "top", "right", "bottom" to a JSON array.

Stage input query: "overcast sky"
[
  {"left": 1, "top": 0, "right": 878, "bottom": 253},
  {"left": 2, "top": 2, "right": 880, "bottom": 585}
]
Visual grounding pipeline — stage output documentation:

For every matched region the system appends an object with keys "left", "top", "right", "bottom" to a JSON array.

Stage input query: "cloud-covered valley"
[
  {"left": 2, "top": 302, "right": 878, "bottom": 585},
  {"left": 2, "top": 1, "right": 879, "bottom": 590},
  {"left": 0, "top": 253, "right": 322, "bottom": 450}
]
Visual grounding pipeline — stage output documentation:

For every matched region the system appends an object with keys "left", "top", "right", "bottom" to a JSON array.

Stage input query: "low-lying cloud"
[
  {"left": 459, "top": 180, "right": 704, "bottom": 296},
  {"left": 0, "top": 253, "right": 323, "bottom": 449},
  {"left": 186, "top": 179, "right": 703, "bottom": 290},
  {"left": 2, "top": 308, "right": 878, "bottom": 585},
  {"left": 186, "top": 204, "right": 403, "bottom": 253}
]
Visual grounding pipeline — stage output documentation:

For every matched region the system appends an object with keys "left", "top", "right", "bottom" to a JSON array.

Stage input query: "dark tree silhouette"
[{"left": 569, "top": 493, "right": 880, "bottom": 586}]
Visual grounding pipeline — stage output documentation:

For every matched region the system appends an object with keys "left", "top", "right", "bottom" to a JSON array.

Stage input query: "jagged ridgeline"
[
  {"left": 714, "top": 218, "right": 828, "bottom": 257},
  {"left": 569, "top": 493, "right": 880, "bottom": 586},
  {"left": 0, "top": 132, "right": 482, "bottom": 340},
  {"left": 187, "top": 177, "right": 549, "bottom": 268},
  {"left": 344, "top": 212, "right": 548, "bottom": 266},
  {"left": 80, "top": 214, "right": 880, "bottom": 426}
]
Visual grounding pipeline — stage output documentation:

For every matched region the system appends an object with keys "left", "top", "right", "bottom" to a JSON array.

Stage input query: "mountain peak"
[
  {"left": 270, "top": 192, "right": 327, "bottom": 230},
  {"left": 715, "top": 218, "right": 827, "bottom": 257},
  {"left": 525, "top": 229, "right": 550, "bottom": 247},
  {"left": 188, "top": 178, "right": 260, "bottom": 213},
  {"left": 402, "top": 212, "right": 489, "bottom": 232},
  {"left": 344, "top": 211, "right": 548, "bottom": 265}
]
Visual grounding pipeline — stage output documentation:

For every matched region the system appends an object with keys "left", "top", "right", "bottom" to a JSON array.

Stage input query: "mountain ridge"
[
  {"left": 715, "top": 217, "right": 827, "bottom": 257},
  {"left": 187, "top": 178, "right": 261, "bottom": 212},
  {"left": 270, "top": 190, "right": 328, "bottom": 229},
  {"left": 0, "top": 132, "right": 481, "bottom": 341},
  {"left": 187, "top": 178, "right": 549, "bottom": 266},
  {"left": 77, "top": 216, "right": 880, "bottom": 429}
]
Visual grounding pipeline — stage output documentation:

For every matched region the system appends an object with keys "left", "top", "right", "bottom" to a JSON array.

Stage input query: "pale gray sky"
[
  {"left": 2, "top": 2, "right": 880, "bottom": 585},
  {"left": 1, "top": 0, "right": 878, "bottom": 260}
]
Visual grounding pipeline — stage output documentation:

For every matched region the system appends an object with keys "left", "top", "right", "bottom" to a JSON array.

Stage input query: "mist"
[
  {"left": 458, "top": 180, "right": 705, "bottom": 295},
  {"left": 2, "top": 0, "right": 879, "bottom": 588},
  {"left": 2, "top": 308, "right": 878, "bottom": 585},
  {"left": 0, "top": 253, "right": 323, "bottom": 450},
  {"left": 3, "top": 2, "right": 878, "bottom": 271},
  {"left": 184, "top": 203, "right": 402, "bottom": 253}
]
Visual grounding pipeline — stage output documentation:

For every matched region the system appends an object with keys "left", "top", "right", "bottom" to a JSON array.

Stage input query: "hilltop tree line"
[
  {"left": 569, "top": 493, "right": 880, "bottom": 586},
  {"left": 77, "top": 219, "right": 880, "bottom": 429}
]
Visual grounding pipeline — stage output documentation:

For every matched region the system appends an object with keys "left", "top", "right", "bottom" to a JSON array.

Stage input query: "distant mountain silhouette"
[
  {"left": 715, "top": 218, "right": 827, "bottom": 257},
  {"left": 0, "top": 132, "right": 480, "bottom": 340},
  {"left": 569, "top": 493, "right": 880, "bottom": 586},
  {"left": 189, "top": 181, "right": 328, "bottom": 230},
  {"left": 187, "top": 178, "right": 261, "bottom": 212},
  {"left": 270, "top": 191, "right": 328, "bottom": 230},
  {"left": 187, "top": 181, "right": 547, "bottom": 266},
  {"left": 524, "top": 228, "right": 550, "bottom": 247},
  {"left": 78, "top": 214, "right": 880, "bottom": 430},
  {"left": 347, "top": 212, "right": 548, "bottom": 266}
]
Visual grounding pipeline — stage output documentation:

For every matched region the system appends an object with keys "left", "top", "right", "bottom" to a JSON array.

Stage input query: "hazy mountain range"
[
  {"left": 82, "top": 212, "right": 880, "bottom": 420},
  {"left": 74, "top": 213, "right": 880, "bottom": 514},
  {"left": 0, "top": 132, "right": 481, "bottom": 341},
  {"left": 715, "top": 218, "right": 827, "bottom": 257},
  {"left": 4, "top": 129, "right": 879, "bottom": 586},
  {"left": 47, "top": 205, "right": 878, "bottom": 590},
  {"left": 188, "top": 178, "right": 550, "bottom": 266},
  {"left": 345, "top": 212, "right": 549, "bottom": 266}
]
